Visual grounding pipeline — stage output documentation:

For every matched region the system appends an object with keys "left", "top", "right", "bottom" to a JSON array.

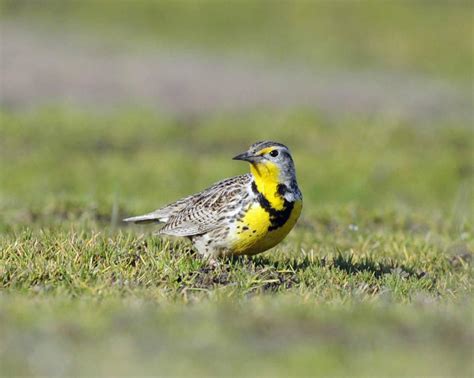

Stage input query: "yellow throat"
[{"left": 250, "top": 161, "right": 285, "bottom": 210}]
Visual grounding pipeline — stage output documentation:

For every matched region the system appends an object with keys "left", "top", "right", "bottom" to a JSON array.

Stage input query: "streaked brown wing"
[{"left": 158, "top": 174, "right": 251, "bottom": 237}]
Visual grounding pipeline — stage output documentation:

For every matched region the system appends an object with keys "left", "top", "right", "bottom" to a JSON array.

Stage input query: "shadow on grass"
[
  {"left": 330, "top": 254, "right": 424, "bottom": 279},
  {"left": 234, "top": 252, "right": 425, "bottom": 280},
  {"left": 174, "top": 252, "right": 425, "bottom": 293}
]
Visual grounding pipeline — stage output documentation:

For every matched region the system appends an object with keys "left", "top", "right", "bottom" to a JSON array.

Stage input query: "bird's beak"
[{"left": 232, "top": 151, "right": 259, "bottom": 163}]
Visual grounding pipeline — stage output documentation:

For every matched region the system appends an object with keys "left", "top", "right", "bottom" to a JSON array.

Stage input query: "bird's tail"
[{"left": 123, "top": 212, "right": 163, "bottom": 224}]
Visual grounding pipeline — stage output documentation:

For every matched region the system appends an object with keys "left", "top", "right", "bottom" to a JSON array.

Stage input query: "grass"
[
  {"left": 1, "top": 0, "right": 473, "bottom": 83},
  {"left": 1, "top": 296, "right": 472, "bottom": 377},
  {"left": 1, "top": 107, "right": 473, "bottom": 376},
  {"left": 1, "top": 2, "right": 472, "bottom": 375}
]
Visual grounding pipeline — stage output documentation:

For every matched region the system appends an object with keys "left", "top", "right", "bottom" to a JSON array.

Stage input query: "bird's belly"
[{"left": 229, "top": 200, "right": 302, "bottom": 255}]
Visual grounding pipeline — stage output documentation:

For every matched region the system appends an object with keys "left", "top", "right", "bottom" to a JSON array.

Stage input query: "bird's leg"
[{"left": 207, "top": 256, "right": 220, "bottom": 268}]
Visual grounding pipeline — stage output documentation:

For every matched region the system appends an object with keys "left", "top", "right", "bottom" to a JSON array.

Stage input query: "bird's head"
[{"left": 233, "top": 141, "right": 297, "bottom": 187}]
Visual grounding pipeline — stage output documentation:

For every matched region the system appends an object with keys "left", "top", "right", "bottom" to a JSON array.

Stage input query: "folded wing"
[{"left": 124, "top": 174, "right": 251, "bottom": 237}]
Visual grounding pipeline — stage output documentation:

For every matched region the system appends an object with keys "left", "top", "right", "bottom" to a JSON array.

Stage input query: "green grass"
[
  {"left": 1, "top": 296, "right": 472, "bottom": 377},
  {"left": 1, "top": 2, "right": 472, "bottom": 374},
  {"left": 1, "top": 108, "right": 473, "bottom": 376},
  {"left": 1, "top": 0, "right": 472, "bottom": 83}
]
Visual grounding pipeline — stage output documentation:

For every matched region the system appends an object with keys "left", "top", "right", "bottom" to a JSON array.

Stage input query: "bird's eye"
[{"left": 269, "top": 150, "right": 279, "bottom": 157}]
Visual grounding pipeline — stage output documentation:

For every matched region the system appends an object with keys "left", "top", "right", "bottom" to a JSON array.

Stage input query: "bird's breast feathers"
[{"left": 230, "top": 197, "right": 302, "bottom": 255}]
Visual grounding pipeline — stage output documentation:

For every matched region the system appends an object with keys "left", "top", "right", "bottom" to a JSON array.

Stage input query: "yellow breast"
[{"left": 231, "top": 199, "right": 302, "bottom": 255}]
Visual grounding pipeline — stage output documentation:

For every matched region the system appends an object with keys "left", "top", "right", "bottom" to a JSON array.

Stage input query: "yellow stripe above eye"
[{"left": 256, "top": 147, "right": 275, "bottom": 155}]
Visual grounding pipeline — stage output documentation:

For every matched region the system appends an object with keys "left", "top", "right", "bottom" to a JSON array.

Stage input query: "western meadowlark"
[{"left": 124, "top": 141, "right": 302, "bottom": 258}]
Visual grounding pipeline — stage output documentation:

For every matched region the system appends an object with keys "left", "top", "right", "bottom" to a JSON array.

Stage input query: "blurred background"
[
  {"left": 0, "top": 0, "right": 472, "bottom": 222},
  {"left": 0, "top": 2, "right": 473, "bottom": 376}
]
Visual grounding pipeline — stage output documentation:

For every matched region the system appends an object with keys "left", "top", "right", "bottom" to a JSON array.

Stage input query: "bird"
[{"left": 123, "top": 141, "right": 302, "bottom": 259}]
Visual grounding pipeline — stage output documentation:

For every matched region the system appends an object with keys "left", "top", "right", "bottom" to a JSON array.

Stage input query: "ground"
[
  {"left": 0, "top": 2, "right": 473, "bottom": 377},
  {"left": 1, "top": 110, "right": 472, "bottom": 376}
]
